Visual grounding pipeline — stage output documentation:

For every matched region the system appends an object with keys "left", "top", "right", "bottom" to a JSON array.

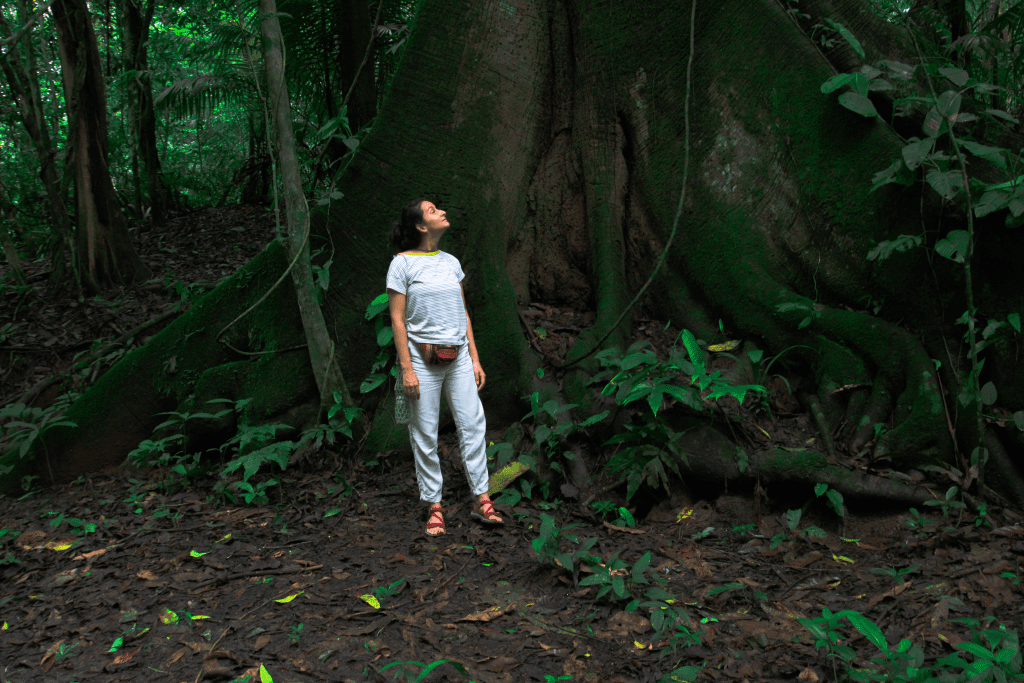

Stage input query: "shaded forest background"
[{"left": 3, "top": 0, "right": 1024, "bottom": 502}]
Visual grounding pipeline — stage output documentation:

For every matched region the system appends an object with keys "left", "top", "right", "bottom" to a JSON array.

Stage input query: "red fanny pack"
[{"left": 419, "top": 343, "right": 460, "bottom": 366}]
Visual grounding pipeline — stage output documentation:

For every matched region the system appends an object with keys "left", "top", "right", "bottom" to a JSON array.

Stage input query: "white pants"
[{"left": 406, "top": 340, "right": 489, "bottom": 503}]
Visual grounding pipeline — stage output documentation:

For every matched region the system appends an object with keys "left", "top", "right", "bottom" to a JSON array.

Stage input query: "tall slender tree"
[
  {"left": 259, "top": 0, "right": 354, "bottom": 418},
  {"left": 0, "top": 1, "right": 77, "bottom": 296},
  {"left": 51, "top": 0, "right": 150, "bottom": 292},
  {"left": 116, "top": 0, "right": 167, "bottom": 226}
]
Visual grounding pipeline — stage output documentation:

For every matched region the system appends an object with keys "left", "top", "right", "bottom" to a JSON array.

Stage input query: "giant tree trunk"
[
  {"left": 116, "top": 0, "right": 167, "bottom": 226},
  {"left": 11, "top": 0, "right": 1024, "bottom": 504},
  {"left": 52, "top": 0, "right": 151, "bottom": 292}
]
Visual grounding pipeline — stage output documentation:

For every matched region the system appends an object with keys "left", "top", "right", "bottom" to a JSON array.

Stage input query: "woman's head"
[
  {"left": 389, "top": 197, "right": 427, "bottom": 252},
  {"left": 389, "top": 198, "right": 449, "bottom": 251}
]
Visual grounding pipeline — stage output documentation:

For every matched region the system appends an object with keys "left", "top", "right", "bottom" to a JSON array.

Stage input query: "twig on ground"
[{"left": 427, "top": 555, "right": 474, "bottom": 600}]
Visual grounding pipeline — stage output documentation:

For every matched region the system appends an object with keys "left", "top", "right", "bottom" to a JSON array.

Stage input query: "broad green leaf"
[
  {"left": 1009, "top": 313, "right": 1021, "bottom": 332},
  {"left": 901, "top": 137, "right": 933, "bottom": 170},
  {"left": 376, "top": 327, "right": 394, "bottom": 347},
  {"left": 260, "top": 663, "right": 274, "bottom": 683},
  {"left": 814, "top": 483, "right": 827, "bottom": 497},
  {"left": 663, "top": 665, "right": 703, "bottom": 683},
  {"left": 633, "top": 552, "right": 651, "bottom": 584},
  {"left": 845, "top": 612, "right": 888, "bottom": 652},
  {"left": 974, "top": 190, "right": 1010, "bottom": 218},
  {"left": 980, "top": 382, "right": 998, "bottom": 406},
  {"left": 578, "top": 410, "right": 610, "bottom": 427},
  {"left": 960, "top": 140, "right": 1008, "bottom": 171},
  {"left": 824, "top": 19, "right": 865, "bottom": 58},
  {"left": 786, "top": 508, "right": 802, "bottom": 531},
  {"left": 937, "top": 90, "right": 962, "bottom": 121},
  {"left": 985, "top": 108, "right": 1019, "bottom": 124},
  {"left": 926, "top": 169, "right": 960, "bottom": 200},
  {"left": 934, "top": 230, "right": 970, "bottom": 263},
  {"left": 365, "top": 292, "right": 389, "bottom": 320},
  {"left": 360, "top": 374, "right": 387, "bottom": 393},
  {"left": 957, "top": 642, "right": 997, "bottom": 661},
  {"left": 838, "top": 91, "right": 878, "bottom": 117},
  {"left": 825, "top": 489, "right": 845, "bottom": 517},
  {"left": 680, "top": 330, "right": 704, "bottom": 370},
  {"left": 939, "top": 66, "right": 969, "bottom": 86},
  {"left": 821, "top": 73, "right": 855, "bottom": 94},
  {"left": 620, "top": 351, "right": 658, "bottom": 370},
  {"left": 416, "top": 660, "right": 453, "bottom": 682},
  {"left": 923, "top": 105, "right": 946, "bottom": 137}
]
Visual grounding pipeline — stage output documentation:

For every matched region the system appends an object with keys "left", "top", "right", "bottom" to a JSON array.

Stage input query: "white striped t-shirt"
[{"left": 385, "top": 251, "right": 467, "bottom": 345}]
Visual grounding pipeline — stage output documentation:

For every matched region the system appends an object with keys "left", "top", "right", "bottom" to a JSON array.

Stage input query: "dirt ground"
[{"left": 2, "top": 206, "right": 1024, "bottom": 683}]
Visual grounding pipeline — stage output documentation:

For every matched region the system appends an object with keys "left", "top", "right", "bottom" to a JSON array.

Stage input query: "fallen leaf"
[
  {"left": 159, "top": 608, "right": 178, "bottom": 624},
  {"left": 798, "top": 667, "right": 820, "bottom": 682},
  {"left": 137, "top": 570, "right": 159, "bottom": 581},
  {"left": 602, "top": 521, "right": 645, "bottom": 534},
  {"left": 42, "top": 539, "right": 76, "bottom": 551},
  {"left": 73, "top": 549, "right": 106, "bottom": 561},
  {"left": 253, "top": 635, "right": 272, "bottom": 651},
  {"left": 275, "top": 591, "right": 304, "bottom": 603},
  {"left": 867, "top": 581, "right": 911, "bottom": 608},
  {"left": 190, "top": 550, "right": 208, "bottom": 557},
  {"left": 112, "top": 646, "right": 141, "bottom": 665},
  {"left": 708, "top": 339, "right": 742, "bottom": 352},
  {"left": 458, "top": 603, "right": 516, "bottom": 622},
  {"left": 359, "top": 594, "right": 381, "bottom": 609},
  {"left": 40, "top": 640, "right": 63, "bottom": 673},
  {"left": 166, "top": 647, "right": 189, "bottom": 666}
]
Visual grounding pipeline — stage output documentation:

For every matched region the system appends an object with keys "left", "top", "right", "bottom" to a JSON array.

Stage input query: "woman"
[{"left": 386, "top": 197, "right": 504, "bottom": 536}]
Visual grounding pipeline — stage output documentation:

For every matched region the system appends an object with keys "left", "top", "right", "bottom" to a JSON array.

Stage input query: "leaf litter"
[{"left": 0, "top": 461, "right": 1023, "bottom": 683}]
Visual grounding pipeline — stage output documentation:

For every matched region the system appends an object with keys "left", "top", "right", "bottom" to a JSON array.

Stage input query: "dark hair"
[{"left": 389, "top": 197, "right": 428, "bottom": 252}]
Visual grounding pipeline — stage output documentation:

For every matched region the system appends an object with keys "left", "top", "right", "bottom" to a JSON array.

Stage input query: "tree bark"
[
  {"left": 116, "top": 0, "right": 167, "bottom": 226},
  {"left": 0, "top": 2, "right": 77, "bottom": 296},
  {"left": 52, "top": 0, "right": 151, "bottom": 293},
  {"left": 259, "top": 0, "right": 355, "bottom": 418},
  {"left": 12, "top": 0, "right": 1024, "bottom": 505}
]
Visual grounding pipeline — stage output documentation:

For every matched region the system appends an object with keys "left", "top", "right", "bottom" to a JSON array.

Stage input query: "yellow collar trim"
[{"left": 400, "top": 250, "right": 439, "bottom": 255}]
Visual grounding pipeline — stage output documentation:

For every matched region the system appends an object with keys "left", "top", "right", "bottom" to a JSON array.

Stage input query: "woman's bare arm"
[{"left": 388, "top": 288, "right": 419, "bottom": 398}]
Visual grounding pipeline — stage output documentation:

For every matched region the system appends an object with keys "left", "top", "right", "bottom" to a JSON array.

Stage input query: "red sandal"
[
  {"left": 425, "top": 503, "right": 446, "bottom": 536},
  {"left": 471, "top": 496, "right": 504, "bottom": 526}
]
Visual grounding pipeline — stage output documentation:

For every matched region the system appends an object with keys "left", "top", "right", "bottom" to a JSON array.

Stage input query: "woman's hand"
[
  {"left": 403, "top": 368, "right": 420, "bottom": 400},
  {"left": 472, "top": 361, "right": 486, "bottom": 391}
]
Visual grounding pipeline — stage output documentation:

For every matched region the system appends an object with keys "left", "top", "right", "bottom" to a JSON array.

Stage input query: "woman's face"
[{"left": 418, "top": 201, "right": 449, "bottom": 233}]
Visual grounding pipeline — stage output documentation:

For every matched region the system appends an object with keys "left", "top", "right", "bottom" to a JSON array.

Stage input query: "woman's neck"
[{"left": 415, "top": 237, "right": 440, "bottom": 252}]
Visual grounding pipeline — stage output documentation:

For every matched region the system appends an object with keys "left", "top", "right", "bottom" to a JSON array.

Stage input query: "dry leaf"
[
  {"left": 112, "top": 646, "right": 142, "bottom": 665},
  {"left": 798, "top": 667, "right": 820, "bottom": 682},
  {"left": 867, "top": 581, "right": 911, "bottom": 608},
  {"left": 40, "top": 640, "right": 63, "bottom": 673},
  {"left": 253, "top": 635, "right": 272, "bottom": 651},
  {"left": 73, "top": 548, "right": 106, "bottom": 561},
  {"left": 458, "top": 603, "right": 516, "bottom": 622},
  {"left": 137, "top": 570, "right": 159, "bottom": 581},
  {"left": 166, "top": 647, "right": 189, "bottom": 667}
]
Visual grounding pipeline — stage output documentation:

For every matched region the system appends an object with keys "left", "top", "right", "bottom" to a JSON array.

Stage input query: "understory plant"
[
  {"left": 799, "top": 608, "right": 1023, "bottom": 683},
  {"left": 816, "top": 17, "right": 1024, "bottom": 489},
  {"left": 125, "top": 393, "right": 361, "bottom": 504},
  {"left": 590, "top": 329, "right": 767, "bottom": 500}
]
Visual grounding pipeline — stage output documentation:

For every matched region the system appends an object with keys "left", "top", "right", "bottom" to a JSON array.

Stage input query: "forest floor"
[{"left": 2, "top": 206, "right": 1024, "bottom": 683}]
